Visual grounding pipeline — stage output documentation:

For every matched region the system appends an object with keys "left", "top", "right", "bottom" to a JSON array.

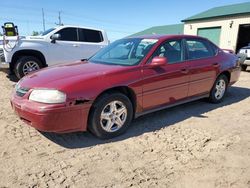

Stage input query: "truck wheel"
[
  {"left": 88, "top": 92, "right": 133, "bottom": 139},
  {"left": 209, "top": 74, "right": 228, "bottom": 103},
  {"left": 14, "top": 56, "right": 43, "bottom": 79},
  {"left": 241, "top": 64, "right": 247, "bottom": 71}
]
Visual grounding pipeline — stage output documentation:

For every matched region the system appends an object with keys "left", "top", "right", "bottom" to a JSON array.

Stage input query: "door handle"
[
  {"left": 73, "top": 44, "right": 80, "bottom": 47},
  {"left": 180, "top": 68, "right": 189, "bottom": 74},
  {"left": 213, "top": 63, "right": 219, "bottom": 67}
]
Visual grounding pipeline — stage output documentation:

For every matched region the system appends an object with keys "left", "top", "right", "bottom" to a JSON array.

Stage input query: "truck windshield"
[
  {"left": 40, "top": 28, "right": 55, "bottom": 36},
  {"left": 89, "top": 38, "right": 158, "bottom": 66}
]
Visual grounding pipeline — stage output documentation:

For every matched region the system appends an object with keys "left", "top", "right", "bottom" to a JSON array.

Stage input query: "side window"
[
  {"left": 55, "top": 28, "right": 77, "bottom": 41},
  {"left": 79, "top": 28, "right": 103, "bottom": 43},
  {"left": 151, "top": 39, "right": 183, "bottom": 64},
  {"left": 186, "top": 39, "right": 215, "bottom": 60},
  {"left": 209, "top": 42, "right": 219, "bottom": 55}
]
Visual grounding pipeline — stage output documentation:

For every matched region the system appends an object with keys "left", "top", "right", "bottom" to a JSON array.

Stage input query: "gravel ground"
[{"left": 0, "top": 68, "right": 250, "bottom": 188}]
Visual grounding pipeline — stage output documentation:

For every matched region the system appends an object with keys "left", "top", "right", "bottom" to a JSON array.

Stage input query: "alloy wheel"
[
  {"left": 215, "top": 79, "right": 226, "bottom": 100},
  {"left": 23, "top": 61, "right": 40, "bottom": 75},
  {"left": 100, "top": 100, "right": 128, "bottom": 132}
]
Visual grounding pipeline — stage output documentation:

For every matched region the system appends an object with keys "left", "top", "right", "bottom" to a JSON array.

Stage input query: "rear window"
[{"left": 78, "top": 28, "right": 103, "bottom": 43}]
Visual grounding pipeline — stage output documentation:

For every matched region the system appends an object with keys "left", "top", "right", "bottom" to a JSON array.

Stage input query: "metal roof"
[
  {"left": 182, "top": 2, "right": 250, "bottom": 22},
  {"left": 129, "top": 24, "right": 184, "bottom": 37}
]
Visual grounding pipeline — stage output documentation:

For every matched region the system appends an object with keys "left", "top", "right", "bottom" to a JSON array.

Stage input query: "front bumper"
[
  {"left": 11, "top": 93, "right": 91, "bottom": 133},
  {"left": 0, "top": 62, "right": 9, "bottom": 69},
  {"left": 242, "top": 59, "right": 250, "bottom": 66},
  {"left": 0, "top": 49, "right": 8, "bottom": 68}
]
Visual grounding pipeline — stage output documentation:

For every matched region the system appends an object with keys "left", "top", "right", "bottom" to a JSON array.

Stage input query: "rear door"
[
  {"left": 184, "top": 38, "right": 219, "bottom": 97},
  {"left": 78, "top": 28, "right": 106, "bottom": 58},
  {"left": 142, "top": 38, "right": 190, "bottom": 110}
]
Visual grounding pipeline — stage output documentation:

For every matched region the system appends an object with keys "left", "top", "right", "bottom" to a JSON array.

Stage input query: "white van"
[{"left": 2, "top": 25, "right": 109, "bottom": 78}]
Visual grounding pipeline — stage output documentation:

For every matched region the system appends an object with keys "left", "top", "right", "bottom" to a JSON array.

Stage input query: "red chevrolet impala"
[{"left": 11, "top": 35, "right": 241, "bottom": 139}]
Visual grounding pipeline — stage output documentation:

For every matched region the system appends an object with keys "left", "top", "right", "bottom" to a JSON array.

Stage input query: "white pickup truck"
[
  {"left": 239, "top": 44, "right": 250, "bottom": 71},
  {"left": 2, "top": 25, "right": 109, "bottom": 78}
]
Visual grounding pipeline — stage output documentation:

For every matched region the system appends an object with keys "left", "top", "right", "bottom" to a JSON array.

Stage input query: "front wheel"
[
  {"left": 14, "top": 56, "right": 43, "bottom": 79},
  {"left": 88, "top": 92, "right": 133, "bottom": 139},
  {"left": 209, "top": 75, "right": 228, "bottom": 103}
]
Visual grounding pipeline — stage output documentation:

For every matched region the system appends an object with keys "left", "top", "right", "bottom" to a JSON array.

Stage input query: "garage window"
[{"left": 197, "top": 27, "right": 221, "bottom": 46}]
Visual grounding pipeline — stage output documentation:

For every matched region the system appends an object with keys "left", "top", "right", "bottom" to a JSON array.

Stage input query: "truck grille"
[{"left": 0, "top": 49, "right": 5, "bottom": 63}]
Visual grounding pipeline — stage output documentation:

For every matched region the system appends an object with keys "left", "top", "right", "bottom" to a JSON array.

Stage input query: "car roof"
[
  {"left": 127, "top": 34, "right": 207, "bottom": 40},
  {"left": 57, "top": 25, "right": 105, "bottom": 32}
]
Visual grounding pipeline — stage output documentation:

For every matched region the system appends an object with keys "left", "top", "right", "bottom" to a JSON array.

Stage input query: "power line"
[
  {"left": 2, "top": 4, "right": 151, "bottom": 28},
  {"left": 1, "top": 5, "right": 141, "bottom": 35}
]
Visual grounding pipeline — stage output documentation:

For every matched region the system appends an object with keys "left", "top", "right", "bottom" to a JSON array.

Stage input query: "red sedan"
[{"left": 11, "top": 35, "right": 241, "bottom": 139}]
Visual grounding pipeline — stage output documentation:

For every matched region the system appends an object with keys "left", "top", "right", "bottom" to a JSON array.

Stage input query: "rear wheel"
[
  {"left": 241, "top": 64, "right": 247, "bottom": 71},
  {"left": 88, "top": 92, "right": 133, "bottom": 139},
  {"left": 209, "top": 74, "right": 228, "bottom": 103},
  {"left": 14, "top": 56, "right": 43, "bottom": 79}
]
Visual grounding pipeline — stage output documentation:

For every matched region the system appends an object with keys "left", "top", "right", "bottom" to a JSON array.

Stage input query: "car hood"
[{"left": 19, "top": 61, "right": 126, "bottom": 90}]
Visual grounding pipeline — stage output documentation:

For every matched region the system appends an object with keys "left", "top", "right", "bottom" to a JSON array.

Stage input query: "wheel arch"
[
  {"left": 218, "top": 70, "right": 231, "bottom": 83},
  {"left": 91, "top": 86, "right": 137, "bottom": 116},
  {"left": 11, "top": 50, "right": 47, "bottom": 70}
]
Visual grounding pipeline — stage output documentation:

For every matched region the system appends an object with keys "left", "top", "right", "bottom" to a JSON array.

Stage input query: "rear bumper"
[
  {"left": 11, "top": 94, "right": 91, "bottom": 133},
  {"left": 229, "top": 66, "right": 241, "bottom": 86}
]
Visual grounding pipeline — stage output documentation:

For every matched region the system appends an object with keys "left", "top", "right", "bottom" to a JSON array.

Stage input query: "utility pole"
[
  {"left": 55, "top": 11, "right": 63, "bottom": 26},
  {"left": 59, "top": 11, "right": 61, "bottom": 25},
  {"left": 58, "top": 11, "right": 63, "bottom": 25},
  {"left": 42, "top": 8, "right": 45, "bottom": 31}
]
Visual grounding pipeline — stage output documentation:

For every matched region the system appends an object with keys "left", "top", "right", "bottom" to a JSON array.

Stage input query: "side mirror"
[
  {"left": 149, "top": 56, "right": 167, "bottom": 67},
  {"left": 50, "top": 33, "right": 61, "bottom": 43}
]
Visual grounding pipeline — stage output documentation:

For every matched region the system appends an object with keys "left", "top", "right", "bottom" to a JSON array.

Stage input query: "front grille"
[
  {"left": 16, "top": 87, "right": 30, "bottom": 97},
  {"left": 0, "top": 49, "right": 5, "bottom": 63}
]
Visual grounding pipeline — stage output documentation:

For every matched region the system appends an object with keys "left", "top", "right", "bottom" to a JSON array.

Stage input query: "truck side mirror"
[{"left": 51, "top": 33, "right": 61, "bottom": 43}]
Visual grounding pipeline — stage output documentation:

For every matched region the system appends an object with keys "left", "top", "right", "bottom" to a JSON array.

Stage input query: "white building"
[
  {"left": 183, "top": 2, "right": 250, "bottom": 52},
  {"left": 132, "top": 2, "right": 250, "bottom": 52}
]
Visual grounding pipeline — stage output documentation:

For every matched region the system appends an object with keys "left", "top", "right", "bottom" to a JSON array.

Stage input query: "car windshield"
[
  {"left": 89, "top": 38, "right": 158, "bottom": 66},
  {"left": 40, "top": 28, "right": 55, "bottom": 36}
]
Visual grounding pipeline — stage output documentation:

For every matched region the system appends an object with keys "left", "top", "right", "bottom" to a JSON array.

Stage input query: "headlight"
[{"left": 29, "top": 89, "right": 66, "bottom": 104}]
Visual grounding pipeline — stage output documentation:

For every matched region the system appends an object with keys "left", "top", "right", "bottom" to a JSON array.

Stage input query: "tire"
[
  {"left": 14, "top": 56, "right": 43, "bottom": 79},
  {"left": 209, "top": 74, "right": 228, "bottom": 103},
  {"left": 241, "top": 64, "right": 247, "bottom": 71},
  {"left": 88, "top": 92, "right": 133, "bottom": 139}
]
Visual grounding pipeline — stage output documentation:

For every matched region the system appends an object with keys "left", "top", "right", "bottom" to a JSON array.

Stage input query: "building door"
[
  {"left": 236, "top": 24, "right": 250, "bottom": 52},
  {"left": 197, "top": 27, "right": 221, "bottom": 46}
]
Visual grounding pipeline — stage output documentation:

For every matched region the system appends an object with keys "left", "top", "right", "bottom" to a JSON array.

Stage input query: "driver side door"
[
  {"left": 142, "top": 39, "right": 190, "bottom": 110},
  {"left": 47, "top": 27, "right": 83, "bottom": 65}
]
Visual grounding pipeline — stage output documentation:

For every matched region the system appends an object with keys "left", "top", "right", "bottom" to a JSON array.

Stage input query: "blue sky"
[{"left": 1, "top": 0, "right": 249, "bottom": 41}]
